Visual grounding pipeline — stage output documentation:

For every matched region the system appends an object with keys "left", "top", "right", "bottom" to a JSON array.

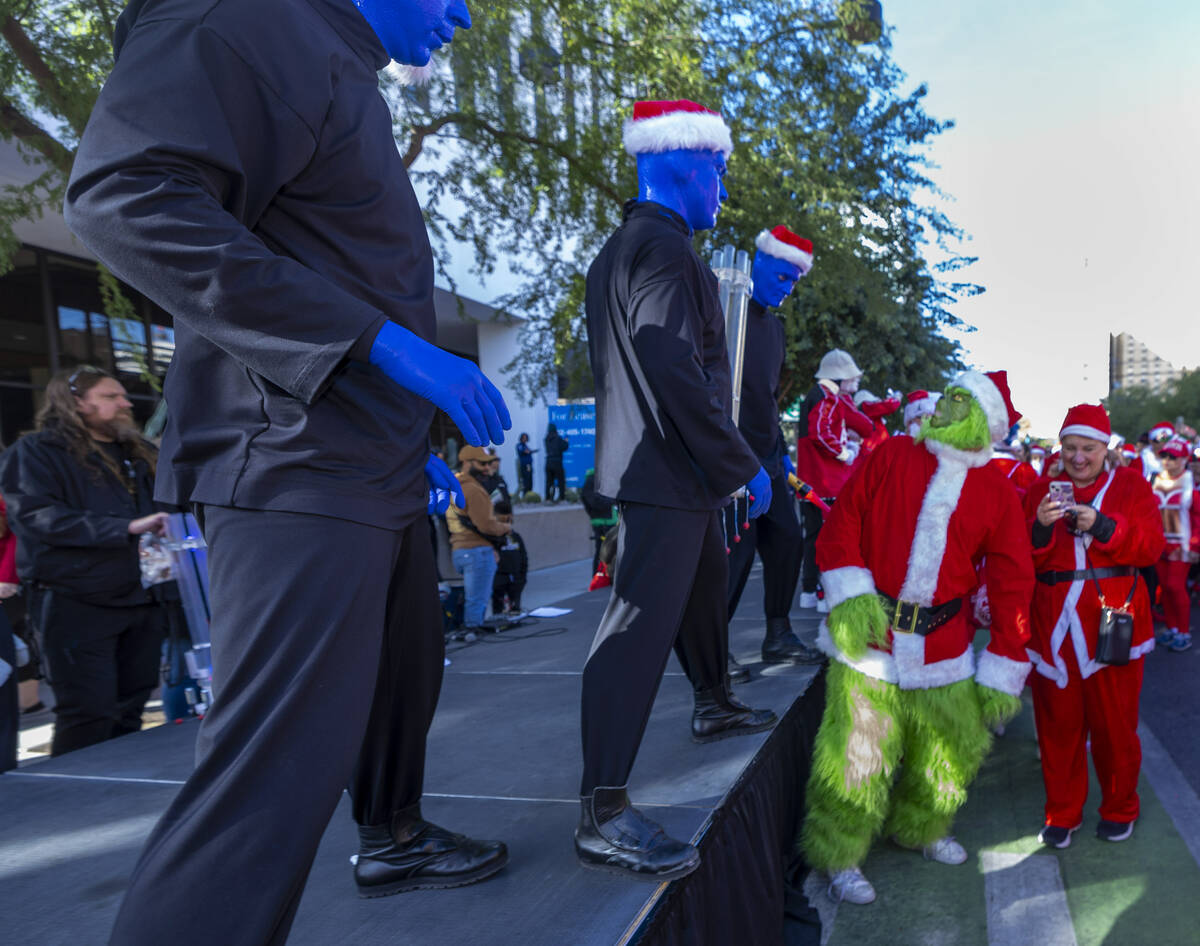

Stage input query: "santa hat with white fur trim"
[
  {"left": 1059, "top": 403, "right": 1111, "bottom": 443},
  {"left": 755, "top": 226, "right": 814, "bottom": 275},
  {"left": 952, "top": 370, "right": 1021, "bottom": 443},
  {"left": 623, "top": 100, "right": 734, "bottom": 157},
  {"left": 903, "top": 389, "right": 940, "bottom": 428}
]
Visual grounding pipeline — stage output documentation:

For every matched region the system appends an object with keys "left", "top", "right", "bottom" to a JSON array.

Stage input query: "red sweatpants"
[
  {"left": 1031, "top": 636, "right": 1144, "bottom": 827},
  {"left": 1156, "top": 559, "right": 1191, "bottom": 634}
]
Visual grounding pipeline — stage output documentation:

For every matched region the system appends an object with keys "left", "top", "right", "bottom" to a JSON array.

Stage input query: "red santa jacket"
[
  {"left": 815, "top": 435, "right": 1035, "bottom": 695},
  {"left": 1150, "top": 470, "right": 1197, "bottom": 562},
  {"left": 990, "top": 455, "right": 1039, "bottom": 500},
  {"left": 794, "top": 380, "right": 876, "bottom": 499},
  {"left": 1023, "top": 469, "right": 1164, "bottom": 688},
  {"left": 0, "top": 494, "right": 17, "bottom": 586}
]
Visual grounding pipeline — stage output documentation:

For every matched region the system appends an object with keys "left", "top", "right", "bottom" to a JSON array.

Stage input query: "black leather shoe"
[
  {"left": 691, "top": 686, "right": 777, "bottom": 743},
  {"left": 727, "top": 651, "right": 751, "bottom": 684},
  {"left": 575, "top": 786, "right": 700, "bottom": 881},
  {"left": 355, "top": 804, "right": 509, "bottom": 897},
  {"left": 761, "top": 617, "right": 825, "bottom": 665}
]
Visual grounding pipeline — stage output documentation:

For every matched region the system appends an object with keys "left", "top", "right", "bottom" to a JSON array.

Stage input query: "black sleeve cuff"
[
  {"left": 349, "top": 315, "right": 387, "bottom": 364},
  {"left": 1087, "top": 510, "right": 1117, "bottom": 544},
  {"left": 1032, "top": 521, "right": 1054, "bottom": 549}
]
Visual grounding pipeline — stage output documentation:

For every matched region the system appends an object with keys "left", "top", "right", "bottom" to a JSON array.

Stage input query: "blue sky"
[{"left": 884, "top": 0, "right": 1200, "bottom": 435}]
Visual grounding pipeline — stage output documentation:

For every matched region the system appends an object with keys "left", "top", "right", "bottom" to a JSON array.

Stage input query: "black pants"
[
  {"left": 799, "top": 501, "right": 825, "bottom": 595},
  {"left": 518, "top": 462, "right": 533, "bottom": 496},
  {"left": 109, "top": 506, "right": 444, "bottom": 946},
  {"left": 726, "top": 471, "right": 803, "bottom": 622},
  {"left": 28, "top": 587, "right": 164, "bottom": 757},
  {"left": 580, "top": 503, "right": 726, "bottom": 795},
  {"left": 545, "top": 463, "right": 566, "bottom": 501}
]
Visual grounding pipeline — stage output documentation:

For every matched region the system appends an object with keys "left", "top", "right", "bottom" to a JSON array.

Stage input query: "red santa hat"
[
  {"left": 1030, "top": 445, "right": 1047, "bottom": 458},
  {"left": 1120, "top": 443, "right": 1138, "bottom": 458},
  {"left": 755, "top": 226, "right": 814, "bottom": 274},
  {"left": 1149, "top": 421, "right": 1175, "bottom": 442},
  {"left": 1059, "top": 403, "right": 1111, "bottom": 443},
  {"left": 903, "top": 389, "right": 939, "bottom": 428},
  {"left": 953, "top": 370, "right": 1021, "bottom": 443},
  {"left": 623, "top": 100, "right": 733, "bottom": 157},
  {"left": 1160, "top": 438, "right": 1190, "bottom": 459}
]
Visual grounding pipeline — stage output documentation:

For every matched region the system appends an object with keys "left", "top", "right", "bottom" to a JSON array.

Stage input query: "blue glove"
[
  {"left": 783, "top": 453, "right": 795, "bottom": 477},
  {"left": 425, "top": 453, "right": 464, "bottom": 515},
  {"left": 747, "top": 466, "right": 772, "bottom": 519},
  {"left": 370, "top": 321, "right": 511, "bottom": 446}
]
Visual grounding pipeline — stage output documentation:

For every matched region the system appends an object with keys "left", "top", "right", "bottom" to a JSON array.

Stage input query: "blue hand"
[
  {"left": 783, "top": 453, "right": 795, "bottom": 477},
  {"left": 747, "top": 466, "right": 772, "bottom": 519},
  {"left": 424, "top": 453, "right": 464, "bottom": 515},
  {"left": 370, "top": 321, "right": 511, "bottom": 446}
]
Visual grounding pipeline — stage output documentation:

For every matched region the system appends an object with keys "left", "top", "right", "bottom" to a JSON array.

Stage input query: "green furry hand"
[
  {"left": 828, "top": 593, "right": 889, "bottom": 661},
  {"left": 976, "top": 684, "right": 1022, "bottom": 729}
]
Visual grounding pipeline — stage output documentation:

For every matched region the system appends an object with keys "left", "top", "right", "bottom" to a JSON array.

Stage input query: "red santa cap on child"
[
  {"left": 1059, "top": 403, "right": 1111, "bottom": 443},
  {"left": 1160, "top": 438, "right": 1190, "bottom": 459},
  {"left": 755, "top": 226, "right": 814, "bottom": 275},
  {"left": 623, "top": 100, "right": 734, "bottom": 157},
  {"left": 1148, "top": 421, "right": 1175, "bottom": 442},
  {"left": 1030, "top": 444, "right": 1047, "bottom": 458},
  {"left": 903, "top": 389, "right": 940, "bottom": 428},
  {"left": 952, "top": 370, "right": 1021, "bottom": 443}
]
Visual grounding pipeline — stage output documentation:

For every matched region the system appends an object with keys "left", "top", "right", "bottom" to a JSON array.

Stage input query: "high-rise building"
[{"left": 1108, "top": 332, "right": 1184, "bottom": 395}]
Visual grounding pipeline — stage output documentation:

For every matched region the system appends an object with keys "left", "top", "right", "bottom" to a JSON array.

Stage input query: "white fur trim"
[
  {"left": 1130, "top": 639, "right": 1155, "bottom": 660},
  {"left": 892, "top": 632, "right": 976, "bottom": 690},
  {"left": 817, "top": 621, "right": 898, "bottom": 684},
  {"left": 755, "top": 230, "right": 813, "bottom": 273},
  {"left": 820, "top": 566, "right": 876, "bottom": 610},
  {"left": 1059, "top": 424, "right": 1109, "bottom": 443},
  {"left": 897, "top": 452, "right": 972, "bottom": 606},
  {"left": 385, "top": 60, "right": 435, "bottom": 86},
  {"left": 903, "top": 395, "right": 939, "bottom": 428},
  {"left": 975, "top": 650, "right": 1030, "bottom": 697},
  {"left": 623, "top": 111, "right": 733, "bottom": 156},
  {"left": 952, "top": 370, "right": 1009, "bottom": 442}
]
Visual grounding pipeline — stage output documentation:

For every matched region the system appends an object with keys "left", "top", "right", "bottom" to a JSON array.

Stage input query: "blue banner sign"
[{"left": 547, "top": 403, "right": 596, "bottom": 489}]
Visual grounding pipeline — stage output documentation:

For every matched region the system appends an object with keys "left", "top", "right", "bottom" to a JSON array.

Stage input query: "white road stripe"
[
  {"left": 4, "top": 770, "right": 185, "bottom": 786},
  {"left": 982, "top": 851, "right": 1078, "bottom": 946},
  {"left": 1137, "top": 720, "right": 1200, "bottom": 869}
]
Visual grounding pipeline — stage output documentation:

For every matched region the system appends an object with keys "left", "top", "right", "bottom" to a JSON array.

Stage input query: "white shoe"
[
  {"left": 799, "top": 592, "right": 818, "bottom": 609},
  {"left": 922, "top": 836, "right": 968, "bottom": 865},
  {"left": 828, "top": 866, "right": 876, "bottom": 904},
  {"left": 816, "top": 597, "right": 830, "bottom": 613}
]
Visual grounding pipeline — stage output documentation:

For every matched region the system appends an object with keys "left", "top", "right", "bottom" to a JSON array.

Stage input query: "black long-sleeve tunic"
[
  {"left": 585, "top": 201, "right": 759, "bottom": 510},
  {"left": 736, "top": 298, "right": 788, "bottom": 478}
]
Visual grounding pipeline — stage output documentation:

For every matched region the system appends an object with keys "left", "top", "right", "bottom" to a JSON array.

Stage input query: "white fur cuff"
[
  {"left": 820, "top": 566, "right": 876, "bottom": 610},
  {"left": 976, "top": 650, "right": 1030, "bottom": 696}
]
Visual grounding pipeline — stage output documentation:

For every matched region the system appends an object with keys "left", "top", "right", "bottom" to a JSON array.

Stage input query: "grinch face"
[
  {"left": 918, "top": 386, "right": 990, "bottom": 452},
  {"left": 929, "top": 387, "right": 972, "bottom": 428}
]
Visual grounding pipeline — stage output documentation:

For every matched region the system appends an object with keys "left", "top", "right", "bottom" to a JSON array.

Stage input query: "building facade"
[{"left": 1108, "top": 332, "right": 1184, "bottom": 396}]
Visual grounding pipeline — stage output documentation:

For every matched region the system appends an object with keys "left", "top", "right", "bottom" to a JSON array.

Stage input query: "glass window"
[
  {"left": 57, "top": 306, "right": 90, "bottom": 364},
  {"left": 0, "top": 249, "right": 49, "bottom": 384},
  {"left": 150, "top": 323, "right": 175, "bottom": 375},
  {"left": 89, "top": 312, "right": 114, "bottom": 371},
  {"left": 111, "top": 314, "right": 148, "bottom": 376}
]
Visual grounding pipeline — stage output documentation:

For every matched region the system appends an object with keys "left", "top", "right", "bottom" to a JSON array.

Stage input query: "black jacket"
[
  {"left": 737, "top": 299, "right": 787, "bottom": 478},
  {"left": 0, "top": 431, "right": 156, "bottom": 605},
  {"left": 585, "top": 201, "right": 759, "bottom": 510},
  {"left": 64, "top": 0, "right": 433, "bottom": 529}
]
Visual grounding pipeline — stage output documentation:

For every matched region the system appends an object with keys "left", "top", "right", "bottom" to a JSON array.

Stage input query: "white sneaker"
[
  {"left": 922, "top": 836, "right": 968, "bottom": 865},
  {"left": 799, "top": 592, "right": 819, "bottom": 609},
  {"left": 828, "top": 866, "right": 876, "bottom": 904},
  {"left": 816, "top": 597, "right": 830, "bottom": 613}
]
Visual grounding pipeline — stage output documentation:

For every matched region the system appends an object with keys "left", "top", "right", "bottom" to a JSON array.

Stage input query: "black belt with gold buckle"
[{"left": 878, "top": 593, "right": 964, "bottom": 636}]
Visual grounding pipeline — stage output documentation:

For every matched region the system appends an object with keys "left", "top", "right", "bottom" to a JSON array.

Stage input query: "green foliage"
[
  {"left": 99, "top": 262, "right": 161, "bottom": 393},
  {"left": 1104, "top": 369, "right": 1200, "bottom": 440}
]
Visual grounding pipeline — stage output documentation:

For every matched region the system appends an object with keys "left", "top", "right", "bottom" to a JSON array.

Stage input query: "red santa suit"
[
  {"left": 1151, "top": 467, "right": 1197, "bottom": 636},
  {"left": 794, "top": 380, "right": 875, "bottom": 500},
  {"left": 990, "top": 454, "right": 1039, "bottom": 500},
  {"left": 1024, "top": 467, "right": 1164, "bottom": 828},
  {"left": 817, "top": 434, "right": 1034, "bottom": 696}
]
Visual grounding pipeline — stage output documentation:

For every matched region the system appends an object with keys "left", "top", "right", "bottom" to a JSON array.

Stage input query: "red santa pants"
[
  {"left": 1031, "top": 637, "right": 1144, "bottom": 827},
  {"left": 1156, "top": 559, "right": 1191, "bottom": 634}
]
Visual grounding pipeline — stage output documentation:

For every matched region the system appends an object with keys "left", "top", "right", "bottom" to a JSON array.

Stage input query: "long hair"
[{"left": 34, "top": 367, "right": 157, "bottom": 487}]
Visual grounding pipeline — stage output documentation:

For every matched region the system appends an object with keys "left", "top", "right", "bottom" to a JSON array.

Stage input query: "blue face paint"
[
  {"left": 354, "top": 0, "right": 471, "bottom": 65},
  {"left": 750, "top": 251, "right": 803, "bottom": 309},
  {"left": 635, "top": 149, "right": 728, "bottom": 232}
]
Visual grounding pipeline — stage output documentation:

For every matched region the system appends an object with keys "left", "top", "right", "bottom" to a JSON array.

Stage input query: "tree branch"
[
  {"left": 1, "top": 15, "right": 88, "bottom": 136},
  {"left": 0, "top": 95, "right": 74, "bottom": 175}
]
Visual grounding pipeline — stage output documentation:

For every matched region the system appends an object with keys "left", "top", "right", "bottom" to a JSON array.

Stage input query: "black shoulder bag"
[{"left": 1089, "top": 563, "right": 1138, "bottom": 666}]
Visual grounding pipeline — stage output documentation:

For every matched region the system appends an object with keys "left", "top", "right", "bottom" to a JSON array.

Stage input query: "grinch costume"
[{"left": 800, "top": 370, "right": 1035, "bottom": 904}]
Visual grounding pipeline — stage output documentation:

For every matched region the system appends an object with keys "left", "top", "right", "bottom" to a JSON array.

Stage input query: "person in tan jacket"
[{"left": 447, "top": 446, "right": 512, "bottom": 629}]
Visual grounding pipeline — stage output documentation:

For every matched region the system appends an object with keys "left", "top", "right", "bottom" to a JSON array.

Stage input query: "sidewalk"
[{"left": 809, "top": 639, "right": 1200, "bottom": 946}]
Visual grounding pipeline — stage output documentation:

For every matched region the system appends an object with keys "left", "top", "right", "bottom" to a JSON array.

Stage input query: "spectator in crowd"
[
  {"left": 0, "top": 488, "right": 19, "bottom": 772},
  {"left": 544, "top": 423, "right": 569, "bottom": 502},
  {"left": 793, "top": 349, "right": 875, "bottom": 611},
  {"left": 490, "top": 498, "right": 527, "bottom": 616},
  {"left": 580, "top": 468, "right": 618, "bottom": 582},
  {"left": 516, "top": 433, "right": 536, "bottom": 497},
  {"left": 448, "top": 445, "right": 513, "bottom": 632},
  {"left": 1025, "top": 404, "right": 1164, "bottom": 847},
  {"left": 0, "top": 368, "right": 168, "bottom": 756},
  {"left": 1151, "top": 438, "right": 1197, "bottom": 652},
  {"left": 1030, "top": 444, "right": 1048, "bottom": 475},
  {"left": 903, "top": 389, "right": 940, "bottom": 438},
  {"left": 851, "top": 389, "right": 900, "bottom": 457}
]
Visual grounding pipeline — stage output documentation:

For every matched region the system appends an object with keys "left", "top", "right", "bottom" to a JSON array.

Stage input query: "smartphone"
[{"left": 1048, "top": 481, "right": 1075, "bottom": 508}]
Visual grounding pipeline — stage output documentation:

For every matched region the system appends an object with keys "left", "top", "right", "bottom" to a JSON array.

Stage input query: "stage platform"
[{"left": 0, "top": 569, "right": 824, "bottom": 945}]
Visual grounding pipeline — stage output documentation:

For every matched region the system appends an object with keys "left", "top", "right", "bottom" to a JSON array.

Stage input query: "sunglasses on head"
[{"left": 67, "top": 365, "right": 102, "bottom": 396}]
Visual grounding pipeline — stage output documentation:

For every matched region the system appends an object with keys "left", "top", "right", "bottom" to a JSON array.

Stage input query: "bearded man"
[
  {"left": 0, "top": 367, "right": 169, "bottom": 755},
  {"left": 800, "top": 370, "right": 1035, "bottom": 904}
]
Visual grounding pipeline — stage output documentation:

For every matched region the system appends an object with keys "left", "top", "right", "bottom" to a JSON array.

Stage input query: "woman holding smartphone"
[
  {"left": 1023, "top": 404, "right": 1164, "bottom": 848},
  {"left": 1150, "top": 438, "right": 1198, "bottom": 651}
]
